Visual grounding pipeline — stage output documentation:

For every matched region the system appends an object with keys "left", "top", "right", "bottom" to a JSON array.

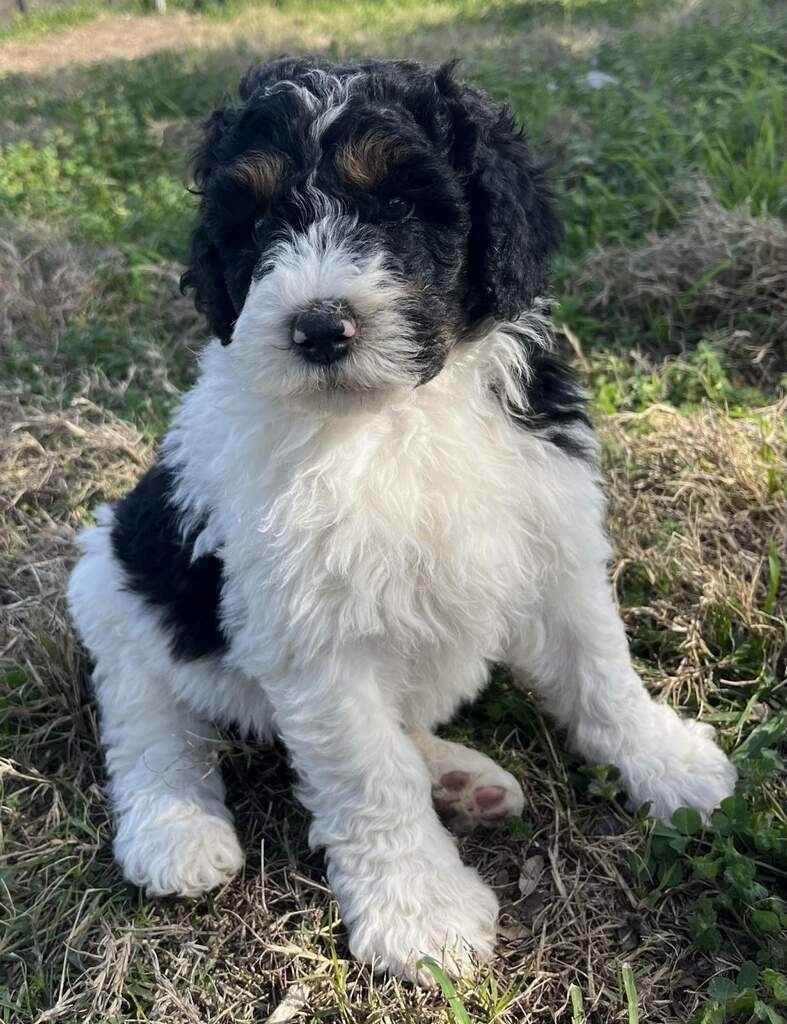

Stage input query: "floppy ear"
[
  {"left": 180, "top": 107, "right": 239, "bottom": 345},
  {"left": 439, "top": 70, "right": 562, "bottom": 323},
  {"left": 180, "top": 221, "right": 238, "bottom": 345}
]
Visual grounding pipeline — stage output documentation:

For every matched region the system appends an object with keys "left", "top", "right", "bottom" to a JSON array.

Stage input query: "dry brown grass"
[
  {"left": 0, "top": 215, "right": 204, "bottom": 367},
  {"left": 605, "top": 402, "right": 787, "bottom": 707},
  {"left": 3, "top": 382, "right": 783, "bottom": 1023},
  {"left": 582, "top": 194, "right": 787, "bottom": 384},
  {"left": 0, "top": 217, "right": 103, "bottom": 356},
  {"left": 0, "top": 11, "right": 230, "bottom": 76},
  {"left": 0, "top": 390, "right": 150, "bottom": 763}
]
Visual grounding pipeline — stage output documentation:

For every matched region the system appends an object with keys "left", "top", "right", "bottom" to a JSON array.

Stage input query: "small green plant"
[
  {"left": 620, "top": 963, "right": 640, "bottom": 1024},
  {"left": 474, "top": 972, "right": 525, "bottom": 1020},
  {"left": 582, "top": 762, "right": 625, "bottom": 803},
  {"left": 589, "top": 344, "right": 765, "bottom": 417},
  {"left": 692, "top": 961, "right": 787, "bottom": 1023},
  {"left": 416, "top": 957, "right": 471, "bottom": 1024},
  {"left": 629, "top": 715, "right": 787, "bottom": 1019}
]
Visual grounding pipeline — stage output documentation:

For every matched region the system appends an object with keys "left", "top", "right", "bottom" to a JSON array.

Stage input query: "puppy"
[{"left": 68, "top": 56, "right": 736, "bottom": 982}]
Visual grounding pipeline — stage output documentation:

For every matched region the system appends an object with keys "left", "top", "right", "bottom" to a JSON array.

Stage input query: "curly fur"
[{"left": 68, "top": 56, "right": 736, "bottom": 984}]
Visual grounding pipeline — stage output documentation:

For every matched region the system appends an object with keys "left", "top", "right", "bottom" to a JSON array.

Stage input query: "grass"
[
  {"left": 1, "top": 0, "right": 786, "bottom": 1021},
  {"left": 0, "top": 1, "right": 107, "bottom": 42}
]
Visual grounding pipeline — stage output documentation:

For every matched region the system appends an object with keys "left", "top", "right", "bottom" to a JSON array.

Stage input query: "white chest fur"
[{"left": 166, "top": 343, "right": 568, "bottom": 678}]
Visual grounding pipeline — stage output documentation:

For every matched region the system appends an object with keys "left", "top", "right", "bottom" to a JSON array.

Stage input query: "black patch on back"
[
  {"left": 111, "top": 463, "right": 228, "bottom": 661},
  {"left": 497, "top": 341, "right": 595, "bottom": 461}
]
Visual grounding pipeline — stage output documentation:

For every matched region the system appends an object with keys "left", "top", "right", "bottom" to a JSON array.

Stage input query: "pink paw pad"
[
  {"left": 474, "top": 785, "right": 506, "bottom": 810},
  {"left": 430, "top": 759, "right": 524, "bottom": 831},
  {"left": 433, "top": 775, "right": 511, "bottom": 821},
  {"left": 439, "top": 770, "right": 471, "bottom": 792}
]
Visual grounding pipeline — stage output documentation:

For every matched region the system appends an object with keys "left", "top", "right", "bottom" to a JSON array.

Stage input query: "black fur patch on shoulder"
[
  {"left": 498, "top": 344, "right": 595, "bottom": 461},
  {"left": 111, "top": 463, "right": 228, "bottom": 661}
]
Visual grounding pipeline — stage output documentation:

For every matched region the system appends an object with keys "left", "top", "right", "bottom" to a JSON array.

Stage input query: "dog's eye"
[{"left": 381, "top": 196, "right": 413, "bottom": 222}]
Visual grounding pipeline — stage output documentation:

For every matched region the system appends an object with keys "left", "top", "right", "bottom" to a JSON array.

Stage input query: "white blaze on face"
[{"left": 229, "top": 211, "right": 420, "bottom": 402}]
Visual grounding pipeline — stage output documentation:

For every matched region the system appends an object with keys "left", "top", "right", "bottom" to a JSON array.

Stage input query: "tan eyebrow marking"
[
  {"left": 336, "top": 131, "right": 406, "bottom": 188},
  {"left": 228, "top": 151, "right": 290, "bottom": 198}
]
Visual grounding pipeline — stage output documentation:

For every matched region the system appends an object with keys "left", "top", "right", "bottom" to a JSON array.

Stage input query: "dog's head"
[{"left": 182, "top": 56, "right": 560, "bottom": 401}]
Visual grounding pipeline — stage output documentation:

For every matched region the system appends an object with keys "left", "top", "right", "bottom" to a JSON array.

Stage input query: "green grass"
[
  {"left": 0, "top": 1, "right": 111, "bottom": 41},
  {"left": 2, "top": 0, "right": 785, "bottom": 414},
  {"left": 1, "top": 1, "right": 786, "bottom": 1022}
]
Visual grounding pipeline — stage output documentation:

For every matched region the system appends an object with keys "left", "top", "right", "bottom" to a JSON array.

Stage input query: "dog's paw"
[
  {"left": 625, "top": 712, "right": 737, "bottom": 825},
  {"left": 432, "top": 764, "right": 525, "bottom": 832},
  {"left": 344, "top": 858, "right": 498, "bottom": 984},
  {"left": 411, "top": 730, "right": 525, "bottom": 833},
  {"left": 115, "top": 802, "right": 244, "bottom": 897}
]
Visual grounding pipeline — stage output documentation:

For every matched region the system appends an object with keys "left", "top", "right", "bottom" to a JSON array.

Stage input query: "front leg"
[
  {"left": 260, "top": 646, "right": 498, "bottom": 982},
  {"left": 507, "top": 469, "right": 737, "bottom": 823},
  {"left": 93, "top": 658, "right": 244, "bottom": 897}
]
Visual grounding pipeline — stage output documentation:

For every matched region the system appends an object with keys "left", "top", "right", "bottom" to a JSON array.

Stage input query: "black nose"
[{"left": 291, "top": 308, "right": 356, "bottom": 366}]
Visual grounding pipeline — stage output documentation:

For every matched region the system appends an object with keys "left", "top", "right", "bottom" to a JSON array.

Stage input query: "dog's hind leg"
[
  {"left": 68, "top": 521, "right": 244, "bottom": 898},
  {"left": 505, "top": 448, "right": 737, "bottom": 824},
  {"left": 408, "top": 728, "right": 525, "bottom": 832}
]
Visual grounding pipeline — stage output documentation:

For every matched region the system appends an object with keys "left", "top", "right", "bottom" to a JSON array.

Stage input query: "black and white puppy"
[{"left": 68, "top": 57, "right": 736, "bottom": 982}]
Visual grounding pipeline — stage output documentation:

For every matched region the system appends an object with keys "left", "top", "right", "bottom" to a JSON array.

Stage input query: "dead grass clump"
[
  {"left": 0, "top": 215, "right": 206, "bottom": 376},
  {"left": 0, "top": 390, "right": 151, "bottom": 744},
  {"left": 582, "top": 195, "right": 787, "bottom": 384},
  {"left": 604, "top": 401, "right": 787, "bottom": 706},
  {"left": 0, "top": 389, "right": 150, "bottom": 568},
  {"left": 0, "top": 216, "right": 102, "bottom": 356}
]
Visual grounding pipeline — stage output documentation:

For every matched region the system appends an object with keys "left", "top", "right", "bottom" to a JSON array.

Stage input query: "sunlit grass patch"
[{"left": 0, "top": 1, "right": 105, "bottom": 42}]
